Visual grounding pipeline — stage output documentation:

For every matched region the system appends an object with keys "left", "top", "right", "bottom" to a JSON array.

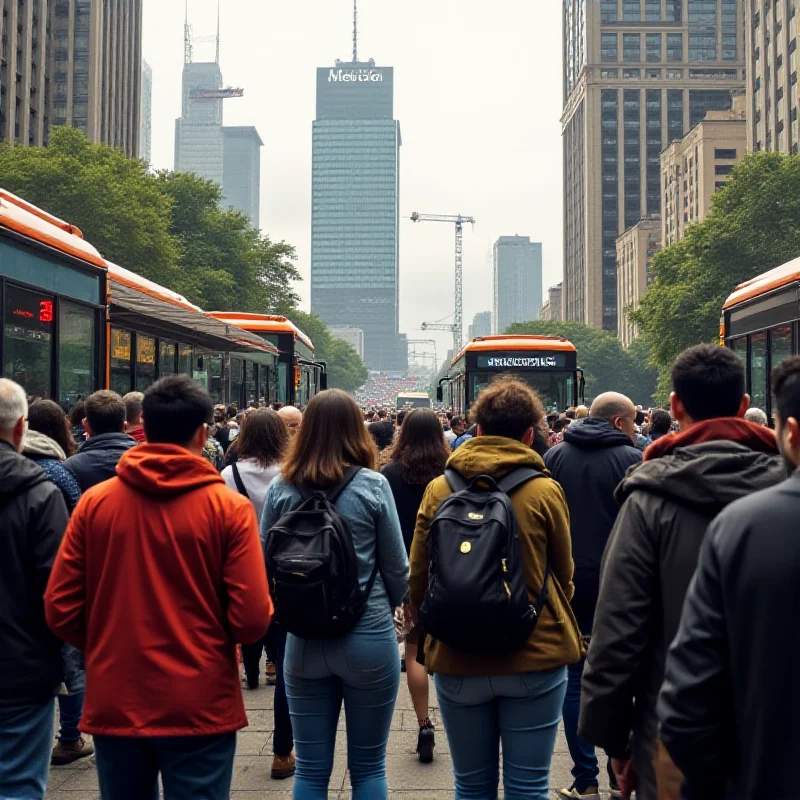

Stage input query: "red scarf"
[{"left": 643, "top": 417, "right": 778, "bottom": 462}]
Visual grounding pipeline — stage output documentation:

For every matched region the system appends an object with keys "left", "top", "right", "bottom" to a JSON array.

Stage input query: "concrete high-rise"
[
  {"left": 492, "top": 236, "right": 543, "bottom": 334},
  {"left": 467, "top": 311, "right": 492, "bottom": 341},
  {"left": 0, "top": 0, "right": 143, "bottom": 155},
  {"left": 222, "top": 126, "right": 262, "bottom": 229},
  {"left": 140, "top": 61, "right": 152, "bottom": 164},
  {"left": 746, "top": 0, "right": 799, "bottom": 153},
  {"left": 616, "top": 217, "right": 660, "bottom": 348},
  {"left": 540, "top": 283, "right": 564, "bottom": 322},
  {"left": 311, "top": 56, "right": 404, "bottom": 372},
  {"left": 562, "top": 0, "right": 745, "bottom": 332}
]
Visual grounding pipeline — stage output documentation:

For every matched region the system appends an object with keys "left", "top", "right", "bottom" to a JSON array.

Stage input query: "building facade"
[
  {"left": 0, "top": 0, "right": 142, "bottom": 155},
  {"left": 746, "top": 0, "right": 799, "bottom": 153},
  {"left": 540, "top": 283, "right": 564, "bottom": 322},
  {"left": 140, "top": 60, "right": 152, "bottom": 164},
  {"left": 222, "top": 126, "right": 262, "bottom": 229},
  {"left": 562, "top": 0, "right": 745, "bottom": 332},
  {"left": 311, "top": 59, "right": 404, "bottom": 372},
  {"left": 661, "top": 103, "right": 746, "bottom": 245},
  {"left": 492, "top": 236, "right": 543, "bottom": 334},
  {"left": 467, "top": 310, "right": 492, "bottom": 341},
  {"left": 329, "top": 325, "right": 365, "bottom": 360},
  {"left": 616, "top": 216, "right": 661, "bottom": 348}
]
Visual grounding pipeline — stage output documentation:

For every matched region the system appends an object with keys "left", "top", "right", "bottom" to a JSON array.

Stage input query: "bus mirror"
[
  {"left": 320, "top": 373, "right": 328, "bottom": 391},
  {"left": 436, "top": 386, "right": 443, "bottom": 403}
]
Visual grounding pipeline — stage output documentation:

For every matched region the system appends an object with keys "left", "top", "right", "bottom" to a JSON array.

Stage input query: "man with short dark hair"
[
  {"left": 0, "top": 379, "right": 69, "bottom": 800},
  {"left": 45, "top": 376, "right": 273, "bottom": 798},
  {"left": 64, "top": 390, "right": 135, "bottom": 492},
  {"left": 580, "top": 345, "right": 785, "bottom": 800},
  {"left": 450, "top": 416, "right": 472, "bottom": 450},
  {"left": 123, "top": 391, "right": 145, "bottom": 444},
  {"left": 545, "top": 393, "right": 642, "bottom": 800},
  {"left": 658, "top": 355, "right": 800, "bottom": 800},
  {"left": 648, "top": 409, "right": 672, "bottom": 441}
]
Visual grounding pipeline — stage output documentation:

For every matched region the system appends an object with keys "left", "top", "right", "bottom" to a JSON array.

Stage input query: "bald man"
[
  {"left": 277, "top": 405, "right": 302, "bottom": 437},
  {"left": 544, "top": 391, "right": 642, "bottom": 800}
]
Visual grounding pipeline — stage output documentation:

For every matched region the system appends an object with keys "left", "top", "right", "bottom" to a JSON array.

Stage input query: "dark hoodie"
[
  {"left": 63, "top": 431, "right": 136, "bottom": 492},
  {"left": 579, "top": 419, "right": 785, "bottom": 800},
  {"left": 0, "top": 439, "right": 69, "bottom": 707},
  {"left": 45, "top": 443, "right": 273, "bottom": 737},
  {"left": 543, "top": 418, "right": 642, "bottom": 631}
]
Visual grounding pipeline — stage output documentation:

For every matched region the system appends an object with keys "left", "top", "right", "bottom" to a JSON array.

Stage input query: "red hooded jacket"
[{"left": 45, "top": 444, "right": 273, "bottom": 737}]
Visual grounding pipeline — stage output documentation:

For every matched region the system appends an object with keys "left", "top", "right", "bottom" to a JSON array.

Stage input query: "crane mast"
[{"left": 410, "top": 212, "right": 475, "bottom": 353}]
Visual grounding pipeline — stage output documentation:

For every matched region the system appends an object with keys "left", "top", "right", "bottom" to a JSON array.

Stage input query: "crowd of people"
[
  {"left": 355, "top": 372, "right": 430, "bottom": 408},
  {"left": 1, "top": 342, "right": 797, "bottom": 799}
]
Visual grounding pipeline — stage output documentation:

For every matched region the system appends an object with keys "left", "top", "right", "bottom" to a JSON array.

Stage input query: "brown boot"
[
  {"left": 271, "top": 752, "right": 296, "bottom": 780},
  {"left": 51, "top": 737, "right": 94, "bottom": 765},
  {"left": 265, "top": 661, "right": 277, "bottom": 686}
]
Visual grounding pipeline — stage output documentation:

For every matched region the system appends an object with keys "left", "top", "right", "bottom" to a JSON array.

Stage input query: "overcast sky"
[{"left": 142, "top": 0, "right": 564, "bottom": 361}]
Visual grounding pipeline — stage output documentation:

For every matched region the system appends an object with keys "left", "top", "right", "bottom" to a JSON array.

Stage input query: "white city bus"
[{"left": 396, "top": 391, "right": 432, "bottom": 410}]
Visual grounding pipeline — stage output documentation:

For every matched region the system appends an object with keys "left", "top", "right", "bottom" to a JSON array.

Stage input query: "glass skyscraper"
[{"left": 311, "top": 59, "right": 405, "bottom": 372}]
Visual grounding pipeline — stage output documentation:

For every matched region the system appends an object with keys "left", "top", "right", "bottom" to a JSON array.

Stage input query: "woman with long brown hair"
[
  {"left": 260, "top": 389, "right": 409, "bottom": 799},
  {"left": 381, "top": 408, "right": 450, "bottom": 764}
]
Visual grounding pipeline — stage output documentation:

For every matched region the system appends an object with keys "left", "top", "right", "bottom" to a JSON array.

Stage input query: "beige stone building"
[
  {"left": 562, "top": 0, "right": 745, "bottom": 334},
  {"left": 661, "top": 102, "right": 746, "bottom": 245},
  {"left": 616, "top": 216, "right": 661, "bottom": 348},
  {"left": 746, "top": 0, "right": 799, "bottom": 153},
  {"left": 0, "top": 0, "right": 142, "bottom": 156},
  {"left": 539, "top": 283, "right": 564, "bottom": 322}
]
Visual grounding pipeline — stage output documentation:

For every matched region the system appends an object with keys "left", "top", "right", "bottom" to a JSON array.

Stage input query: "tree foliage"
[
  {"left": 287, "top": 311, "right": 369, "bottom": 394},
  {"left": 631, "top": 151, "right": 800, "bottom": 398},
  {"left": 504, "top": 320, "right": 658, "bottom": 405}
]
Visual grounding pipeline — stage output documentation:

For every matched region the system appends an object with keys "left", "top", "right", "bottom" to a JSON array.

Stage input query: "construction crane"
[
  {"left": 411, "top": 212, "right": 475, "bottom": 353},
  {"left": 406, "top": 338, "right": 438, "bottom": 372}
]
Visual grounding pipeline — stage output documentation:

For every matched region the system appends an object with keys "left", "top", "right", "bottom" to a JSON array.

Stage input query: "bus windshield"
[
  {"left": 396, "top": 393, "right": 431, "bottom": 410},
  {"left": 469, "top": 371, "right": 574, "bottom": 413}
]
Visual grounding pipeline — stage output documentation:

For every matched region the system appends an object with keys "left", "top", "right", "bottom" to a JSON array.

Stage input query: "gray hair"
[
  {"left": 744, "top": 407, "right": 769, "bottom": 426},
  {"left": 0, "top": 378, "right": 28, "bottom": 431}
]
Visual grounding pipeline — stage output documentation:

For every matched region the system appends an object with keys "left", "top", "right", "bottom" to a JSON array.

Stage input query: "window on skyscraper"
[
  {"left": 602, "top": 33, "right": 618, "bottom": 61},
  {"left": 646, "top": 34, "right": 662, "bottom": 61},
  {"left": 667, "top": 34, "right": 683, "bottom": 61},
  {"left": 601, "top": 0, "right": 617, "bottom": 23},
  {"left": 645, "top": 0, "right": 661, "bottom": 21},
  {"left": 689, "top": 34, "right": 717, "bottom": 61},
  {"left": 623, "top": 34, "right": 641, "bottom": 62},
  {"left": 622, "top": 0, "right": 641, "bottom": 22}
]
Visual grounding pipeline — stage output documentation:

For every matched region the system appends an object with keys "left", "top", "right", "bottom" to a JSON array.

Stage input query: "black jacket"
[
  {"left": 381, "top": 461, "right": 428, "bottom": 555},
  {"left": 579, "top": 439, "right": 785, "bottom": 800},
  {"left": 543, "top": 418, "right": 642, "bottom": 632},
  {"left": 658, "top": 471, "right": 800, "bottom": 800},
  {"left": 0, "top": 440, "right": 69, "bottom": 706},
  {"left": 64, "top": 432, "right": 136, "bottom": 492}
]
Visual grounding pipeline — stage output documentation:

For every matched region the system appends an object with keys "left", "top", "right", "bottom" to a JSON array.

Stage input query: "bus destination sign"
[{"left": 477, "top": 353, "right": 566, "bottom": 369}]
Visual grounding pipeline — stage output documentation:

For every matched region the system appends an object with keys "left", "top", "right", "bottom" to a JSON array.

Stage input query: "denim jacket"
[{"left": 261, "top": 469, "right": 409, "bottom": 633}]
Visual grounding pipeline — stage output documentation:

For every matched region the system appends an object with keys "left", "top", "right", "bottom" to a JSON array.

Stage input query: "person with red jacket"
[{"left": 45, "top": 375, "right": 273, "bottom": 800}]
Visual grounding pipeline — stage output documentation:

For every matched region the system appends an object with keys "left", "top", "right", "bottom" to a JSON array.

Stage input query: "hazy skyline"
[{"left": 142, "top": 0, "right": 564, "bottom": 360}]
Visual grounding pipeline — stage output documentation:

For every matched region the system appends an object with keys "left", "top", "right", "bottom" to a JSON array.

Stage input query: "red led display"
[{"left": 39, "top": 300, "right": 53, "bottom": 323}]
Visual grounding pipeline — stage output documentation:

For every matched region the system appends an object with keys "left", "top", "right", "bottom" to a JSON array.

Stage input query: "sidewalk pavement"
[{"left": 46, "top": 673, "right": 611, "bottom": 799}]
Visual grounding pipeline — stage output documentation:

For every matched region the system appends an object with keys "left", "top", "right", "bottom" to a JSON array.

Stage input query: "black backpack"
[
  {"left": 418, "top": 467, "right": 551, "bottom": 655},
  {"left": 263, "top": 466, "right": 377, "bottom": 639}
]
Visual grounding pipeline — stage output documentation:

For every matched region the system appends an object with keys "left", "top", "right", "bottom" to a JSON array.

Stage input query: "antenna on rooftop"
[
  {"left": 215, "top": 0, "right": 220, "bottom": 64},
  {"left": 353, "top": 0, "right": 358, "bottom": 63},
  {"left": 184, "top": 0, "right": 193, "bottom": 64}
]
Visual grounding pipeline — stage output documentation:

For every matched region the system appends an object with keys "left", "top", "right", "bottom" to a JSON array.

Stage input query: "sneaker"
[
  {"left": 608, "top": 790, "right": 623, "bottom": 800},
  {"left": 559, "top": 786, "right": 601, "bottom": 800},
  {"left": 271, "top": 752, "right": 296, "bottom": 779},
  {"left": 51, "top": 737, "right": 94, "bottom": 766},
  {"left": 416, "top": 722, "right": 435, "bottom": 764},
  {"left": 265, "top": 661, "right": 277, "bottom": 686}
]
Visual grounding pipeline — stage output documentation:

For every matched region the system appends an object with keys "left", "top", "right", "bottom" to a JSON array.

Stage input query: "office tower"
[
  {"left": 467, "top": 311, "right": 492, "bottom": 341},
  {"left": 746, "top": 0, "right": 799, "bottom": 152},
  {"left": 616, "top": 217, "right": 660, "bottom": 347},
  {"left": 661, "top": 97, "right": 746, "bottom": 246},
  {"left": 540, "top": 283, "right": 564, "bottom": 322},
  {"left": 329, "top": 326, "right": 365, "bottom": 360},
  {"left": 311, "top": 33, "right": 404, "bottom": 372},
  {"left": 492, "top": 236, "right": 543, "bottom": 334},
  {"left": 140, "top": 61, "right": 152, "bottom": 164},
  {"left": 222, "top": 126, "right": 262, "bottom": 228},
  {"left": 562, "top": 0, "right": 745, "bottom": 332}
]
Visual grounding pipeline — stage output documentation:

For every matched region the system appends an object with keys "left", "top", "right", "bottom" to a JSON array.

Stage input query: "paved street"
[{"left": 46, "top": 671, "right": 611, "bottom": 799}]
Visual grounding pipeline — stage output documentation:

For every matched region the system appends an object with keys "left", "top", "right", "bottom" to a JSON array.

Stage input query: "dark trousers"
[
  {"left": 94, "top": 733, "right": 236, "bottom": 800},
  {"left": 242, "top": 624, "right": 293, "bottom": 757}
]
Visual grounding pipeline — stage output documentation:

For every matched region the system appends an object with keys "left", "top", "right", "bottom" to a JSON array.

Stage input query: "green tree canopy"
[
  {"left": 504, "top": 320, "right": 658, "bottom": 406},
  {"left": 287, "top": 311, "right": 369, "bottom": 394},
  {"left": 631, "top": 151, "right": 800, "bottom": 398}
]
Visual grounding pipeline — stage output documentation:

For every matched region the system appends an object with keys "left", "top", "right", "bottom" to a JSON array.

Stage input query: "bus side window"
[{"left": 749, "top": 332, "right": 767, "bottom": 412}]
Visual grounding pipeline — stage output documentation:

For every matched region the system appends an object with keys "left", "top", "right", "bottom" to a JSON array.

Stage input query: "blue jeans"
[
  {"left": 435, "top": 667, "right": 567, "bottom": 800},
  {"left": 563, "top": 658, "right": 599, "bottom": 791},
  {"left": 284, "top": 626, "right": 400, "bottom": 799},
  {"left": 94, "top": 733, "right": 236, "bottom": 800},
  {"left": 58, "top": 692, "right": 84, "bottom": 742},
  {"left": 0, "top": 699, "right": 55, "bottom": 799}
]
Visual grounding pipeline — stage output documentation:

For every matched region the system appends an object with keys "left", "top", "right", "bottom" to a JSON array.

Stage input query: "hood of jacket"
[
  {"left": 22, "top": 430, "right": 66, "bottom": 462},
  {"left": 116, "top": 443, "right": 225, "bottom": 497},
  {"left": 617, "top": 438, "right": 785, "bottom": 514},
  {"left": 77, "top": 431, "right": 135, "bottom": 456},
  {"left": 0, "top": 439, "right": 50, "bottom": 501},
  {"left": 447, "top": 435, "right": 547, "bottom": 480},
  {"left": 563, "top": 417, "right": 637, "bottom": 451}
]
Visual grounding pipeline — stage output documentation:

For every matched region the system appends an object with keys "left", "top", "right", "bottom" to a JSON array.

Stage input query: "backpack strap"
[
  {"left": 324, "top": 465, "right": 362, "bottom": 504},
  {"left": 497, "top": 467, "right": 546, "bottom": 495},
  {"left": 444, "top": 468, "right": 469, "bottom": 493},
  {"left": 231, "top": 462, "right": 250, "bottom": 500}
]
